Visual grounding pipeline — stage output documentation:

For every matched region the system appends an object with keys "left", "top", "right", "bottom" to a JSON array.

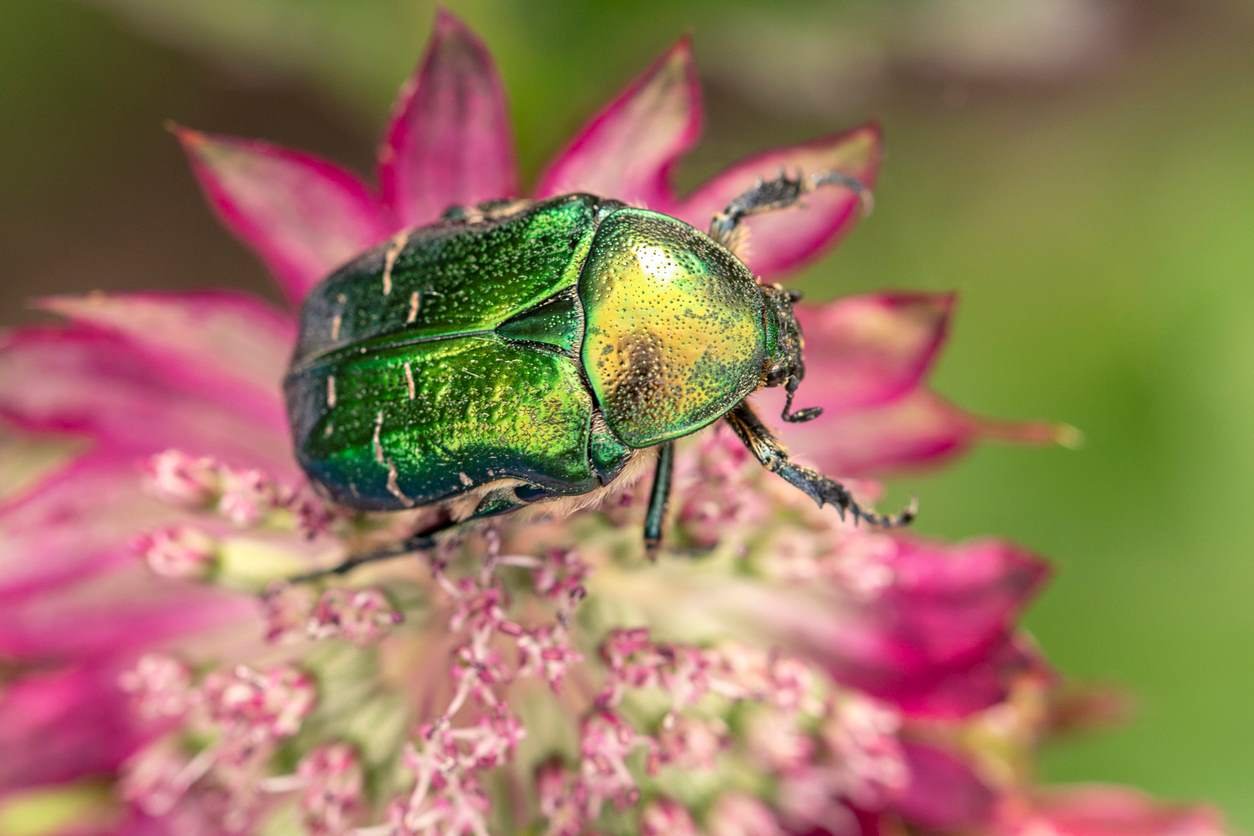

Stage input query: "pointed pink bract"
[
  {"left": 995, "top": 787, "right": 1228, "bottom": 836},
  {"left": 0, "top": 663, "right": 140, "bottom": 792},
  {"left": 895, "top": 742, "right": 996, "bottom": 831},
  {"left": 0, "top": 328, "right": 292, "bottom": 468},
  {"left": 379, "top": 10, "right": 517, "bottom": 227},
  {"left": 175, "top": 127, "right": 386, "bottom": 304},
  {"left": 739, "top": 536, "right": 1048, "bottom": 718},
  {"left": 780, "top": 389, "right": 1069, "bottom": 477},
  {"left": 793, "top": 293, "right": 953, "bottom": 415},
  {"left": 534, "top": 39, "right": 701, "bottom": 208},
  {"left": 677, "top": 124, "right": 881, "bottom": 277},
  {"left": 37, "top": 292, "right": 294, "bottom": 409}
]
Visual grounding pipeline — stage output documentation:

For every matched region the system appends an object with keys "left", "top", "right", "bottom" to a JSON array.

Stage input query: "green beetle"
[{"left": 284, "top": 172, "right": 914, "bottom": 579}]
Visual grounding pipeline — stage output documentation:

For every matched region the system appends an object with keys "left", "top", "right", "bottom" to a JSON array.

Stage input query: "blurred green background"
[{"left": 3, "top": 0, "right": 1251, "bottom": 828}]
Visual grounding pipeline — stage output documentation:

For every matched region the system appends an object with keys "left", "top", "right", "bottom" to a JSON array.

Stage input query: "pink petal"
[
  {"left": 0, "top": 571, "right": 247, "bottom": 660},
  {"left": 0, "top": 458, "right": 252, "bottom": 661},
  {"left": 734, "top": 536, "right": 1049, "bottom": 718},
  {"left": 677, "top": 124, "right": 881, "bottom": 277},
  {"left": 37, "top": 292, "right": 294, "bottom": 418},
  {"left": 0, "top": 327, "right": 292, "bottom": 469},
  {"left": 0, "top": 453, "right": 164, "bottom": 603},
  {"left": 378, "top": 9, "right": 516, "bottom": 227},
  {"left": 534, "top": 38, "right": 701, "bottom": 208},
  {"left": 0, "top": 662, "right": 140, "bottom": 791},
  {"left": 822, "top": 537, "right": 1048, "bottom": 716},
  {"left": 772, "top": 388, "right": 1074, "bottom": 477},
  {"left": 174, "top": 126, "right": 386, "bottom": 304},
  {"left": 793, "top": 293, "right": 953, "bottom": 415},
  {"left": 894, "top": 742, "right": 995, "bottom": 830},
  {"left": 995, "top": 786, "right": 1228, "bottom": 836}
]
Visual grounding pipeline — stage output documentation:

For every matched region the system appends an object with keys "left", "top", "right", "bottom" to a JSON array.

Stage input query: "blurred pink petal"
[
  {"left": 894, "top": 741, "right": 995, "bottom": 830},
  {"left": 823, "top": 536, "right": 1048, "bottom": 717},
  {"left": 0, "top": 662, "right": 139, "bottom": 791},
  {"left": 0, "top": 569, "right": 245, "bottom": 660},
  {"left": 379, "top": 10, "right": 516, "bottom": 227},
  {"left": 795, "top": 293, "right": 953, "bottom": 415},
  {"left": 996, "top": 786, "right": 1228, "bottom": 836},
  {"left": 174, "top": 127, "right": 386, "bottom": 304},
  {"left": 739, "top": 536, "right": 1048, "bottom": 718},
  {"left": 0, "top": 328, "right": 291, "bottom": 468},
  {"left": 677, "top": 124, "right": 880, "bottom": 277},
  {"left": 0, "top": 454, "right": 168, "bottom": 602},
  {"left": 534, "top": 38, "right": 700, "bottom": 207},
  {"left": 775, "top": 388, "right": 1072, "bottom": 477},
  {"left": 36, "top": 292, "right": 293, "bottom": 405}
]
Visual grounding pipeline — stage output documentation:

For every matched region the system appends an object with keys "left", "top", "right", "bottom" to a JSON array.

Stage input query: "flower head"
[{"left": 0, "top": 9, "right": 1222, "bottom": 836}]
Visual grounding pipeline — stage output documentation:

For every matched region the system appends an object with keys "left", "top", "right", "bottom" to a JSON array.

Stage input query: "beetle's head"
[{"left": 761, "top": 285, "right": 822, "bottom": 423}]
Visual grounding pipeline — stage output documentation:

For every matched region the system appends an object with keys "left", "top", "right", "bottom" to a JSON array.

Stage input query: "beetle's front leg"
[
  {"left": 724, "top": 402, "right": 915, "bottom": 528},
  {"left": 642, "top": 441, "right": 675, "bottom": 559},
  {"left": 708, "top": 170, "right": 872, "bottom": 250}
]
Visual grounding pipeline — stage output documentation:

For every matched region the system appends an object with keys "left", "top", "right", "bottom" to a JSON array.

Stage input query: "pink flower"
[
  {"left": 996, "top": 787, "right": 1228, "bottom": 836},
  {"left": 0, "top": 9, "right": 1220, "bottom": 836}
]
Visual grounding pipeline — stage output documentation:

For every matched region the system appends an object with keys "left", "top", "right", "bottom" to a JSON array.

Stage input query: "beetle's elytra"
[{"left": 284, "top": 175, "right": 915, "bottom": 578}]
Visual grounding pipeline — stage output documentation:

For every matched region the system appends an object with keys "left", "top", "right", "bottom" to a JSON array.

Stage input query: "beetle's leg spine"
[
  {"left": 642, "top": 442, "right": 676, "bottom": 560},
  {"left": 724, "top": 403, "right": 916, "bottom": 529}
]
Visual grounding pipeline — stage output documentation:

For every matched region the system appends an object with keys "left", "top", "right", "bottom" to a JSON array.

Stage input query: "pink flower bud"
[
  {"left": 143, "top": 449, "right": 220, "bottom": 507},
  {"left": 517, "top": 624, "right": 582, "bottom": 689},
  {"left": 708, "top": 794, "right": 785, "bottom": 836},
  {"left": 260, "top": 583, "right": 317, "bottom": 643},
  {"left": 120, "top": 740, "right": 209, "bottom": 816},
  {"left": 119, "top": 653, "right": 196, "bottom": 721},
  {"left": 641, "top": 798, "right": 698, "bottom": 836},
  {"left": 202, "top": 663, "right": 316, "bottom": 749},
  {"left": 822, "top": 694, "right": 907, "bottom": 807},
  {"left": 217, "top": 467, "right": 279, "bottom": 526},
  {"left": 135, "top": 526, "right": 217, "bottom": 580},
  {"left": 298, "top": 743, "right": 364, "bottom": 835},
  {"left": 308, "top": 587, "right": 403, "bottom": 645}
]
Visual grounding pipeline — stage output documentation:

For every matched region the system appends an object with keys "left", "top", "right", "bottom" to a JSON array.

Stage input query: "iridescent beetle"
[{"left": 284, "top": 174, "right": 915, "bottom": 580}]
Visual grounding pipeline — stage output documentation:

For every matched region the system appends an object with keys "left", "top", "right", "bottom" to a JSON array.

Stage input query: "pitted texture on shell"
[{"left": 580, "top": 209, "right": 768, "bottom": 448}]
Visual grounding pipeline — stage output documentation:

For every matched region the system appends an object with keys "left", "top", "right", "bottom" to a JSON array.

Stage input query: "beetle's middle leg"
[
  {"left": 708, "top": 169, "right": 872, "bottom": 250},
  {"left": 285, "top": 514, "right": 462, "bottom": 584},
  {"left": 642, "top": 441, "right": 676, "bottom": 559},
  {"left": 284, "top": 485, "right": 540, "bottom": 584},
  {"left": 724, "top": 402, "right": 915, "bottom": 528}
]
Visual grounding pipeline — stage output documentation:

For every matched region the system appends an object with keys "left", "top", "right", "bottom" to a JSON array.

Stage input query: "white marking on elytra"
[
  {"left": 458, "top": 472, "right": 474, "bottom": 487},
  {"left": 407, "top": 291, "right": 420, "bottom": 324},
  {"left": 326, "top": 375, "right": 337, "bottom": 408},
  {"left": 382, "top": 232, "right": 408, "bottom": 297},
  {"left": 372, "top": 411, "right": 385, "bottom": 464},
  {"left": 332, "top": 292, "right": 347, "bottom": 339},
  {"left": 386, "top": 459, "right": 414, "bottom": 506},
  {"left": 404, "top": 362, "right": 416, "bottom": 400}
]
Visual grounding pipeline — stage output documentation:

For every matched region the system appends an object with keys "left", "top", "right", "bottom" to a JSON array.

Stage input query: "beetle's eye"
[{"left": 787, "top": 289, "right": 804, "bottom": 303}]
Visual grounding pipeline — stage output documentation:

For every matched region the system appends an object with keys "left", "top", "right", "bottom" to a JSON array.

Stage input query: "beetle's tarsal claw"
[
  {"left": 780, "top": 376, "right": 822, "bottom": 423},
  {"left": 811, "top": 170, "right": 874, "bottom": 216},
  {"left": 783, "top": 406, "right": 823, "bottom": 424}
]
